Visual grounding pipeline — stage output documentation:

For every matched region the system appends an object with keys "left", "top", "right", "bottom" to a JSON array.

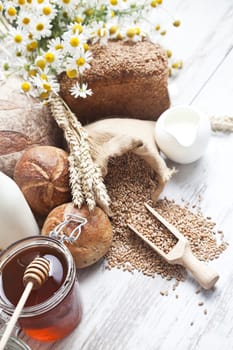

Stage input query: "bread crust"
[
  {"left": 42, "top": 203, "right": 113, "bottom": 268},
  {"left": 59, "top": 41, "right": 170, "bottom": 125},
  {"left": 14, "top": 146, "right": 71, "bottom": 216}
]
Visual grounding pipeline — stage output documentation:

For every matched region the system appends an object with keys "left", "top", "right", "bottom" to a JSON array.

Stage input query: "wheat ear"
[{"left": 49, "top": 93, "right": 111, "bottom": 213}]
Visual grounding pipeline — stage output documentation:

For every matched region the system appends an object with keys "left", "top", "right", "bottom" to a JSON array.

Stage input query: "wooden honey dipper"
[{"left": 0, "top": 257, "right": 50, "bottom": 350}]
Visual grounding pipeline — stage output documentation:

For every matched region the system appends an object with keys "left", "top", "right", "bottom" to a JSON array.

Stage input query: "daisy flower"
[
  {"left": 17, "top": 9, "right": 33, "bottom": 29},
  {"left": 30, "top": 15, "right": 52, "bottom": 40},
  {"left": 4, "top": 4, "right": 18, "bottom": 23},
  {"left": 8, "top": 27, "right": 28, "bottom": 53},
  {"left": 48, "top": 37, "right": 64, "bottom": 51},
  {"left": 30, "top": 72, "right": 60, "bottom": 99},
  {"left": 70, "top": 82, "right": 92, "bottom": 99},
  {"left": 66, "top": 48, "right": 92, "bottom": 74},
  {"left": 62, "top": 31, "right": 86, "bottom": 54}
]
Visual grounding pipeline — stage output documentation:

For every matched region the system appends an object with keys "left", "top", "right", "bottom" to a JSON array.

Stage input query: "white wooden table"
[{"left": 23, "top": 0, "right": 233, "bottom": 349}]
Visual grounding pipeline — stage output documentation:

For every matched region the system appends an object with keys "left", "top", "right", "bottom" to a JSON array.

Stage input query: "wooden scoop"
[
  {"left": 128, "top": 203, "right": 219, "bottom": 290},
  {"left": 0, "top": 257, "right": 50, "bottom": 350}
]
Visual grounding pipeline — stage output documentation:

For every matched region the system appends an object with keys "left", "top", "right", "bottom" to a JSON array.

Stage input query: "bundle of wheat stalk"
[{"left": 49, "top": 94, "right": 110, "bottom": 214}]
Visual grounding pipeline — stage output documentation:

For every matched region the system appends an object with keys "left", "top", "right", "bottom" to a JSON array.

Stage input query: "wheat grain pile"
[{"left": 104, "top": 153, "right": 227, "bottom": 281}]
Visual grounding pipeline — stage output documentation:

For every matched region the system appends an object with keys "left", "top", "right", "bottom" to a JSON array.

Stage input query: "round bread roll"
[
  {"left": 14, "top": 146, "right": 71, "bottom": 216},
  {"left": 41, "top": 203, "right": 113, "bottom": 268}
]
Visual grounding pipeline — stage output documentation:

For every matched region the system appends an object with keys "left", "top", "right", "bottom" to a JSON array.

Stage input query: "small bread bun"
[
  {"left": 41, "top": 203, "right": 113, "bottom": 268},
  {"left": 14, "top": 146, "right": 71, "bottom": 216}
]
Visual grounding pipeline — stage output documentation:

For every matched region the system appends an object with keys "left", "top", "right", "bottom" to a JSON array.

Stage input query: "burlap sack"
[
  {"left": 85, "top": 118, "right": 174, "bottom": 202},
  {"left": 0, "top": 76, "right": 63, "bottom": 177}
]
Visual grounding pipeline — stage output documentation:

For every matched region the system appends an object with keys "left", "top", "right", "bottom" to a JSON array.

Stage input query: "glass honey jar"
[{"left": 0, "top": 215, "right": 86, "bottom": 342}]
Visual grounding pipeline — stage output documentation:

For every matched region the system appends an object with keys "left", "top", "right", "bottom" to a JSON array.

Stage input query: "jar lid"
[{"left": 49, "top": 214, "right": 87, "bottom": 243}]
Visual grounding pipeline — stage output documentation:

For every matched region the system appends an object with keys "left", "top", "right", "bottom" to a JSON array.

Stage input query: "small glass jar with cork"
[{"left": 0, "top": 215, "right": 86, "bottom": 345}]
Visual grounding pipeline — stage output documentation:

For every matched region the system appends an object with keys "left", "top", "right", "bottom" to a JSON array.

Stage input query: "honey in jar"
[{"left": 0, "top": 236, "right": 82, "bottom": 342}]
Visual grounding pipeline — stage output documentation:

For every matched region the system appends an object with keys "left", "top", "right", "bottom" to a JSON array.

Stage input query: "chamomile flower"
[
  {"left": 66, "top": 48, "right": 92, "bottom": 74},
  {"left": 0, "top": 2, "right": 3, "bottom": 14},
  {"left": 30, "top": 72, "right": 60, "bottom": 98},
  {"left": 43, "top": 49, "right": 64, "bottom": 73},
  {"left": 63, "top": 31, "right": 86, "bottom": 54},
  {"left": 70, "top": 82, "right": 92, "bottom": 99},
  {"left": 48, "top": 37, "right": 64, "bottom": 51},
  {"left": 37, "top": 1, "right": 57, "bottom": 21},
  {"left": 30, "top": 15, "right": 52, "bottom": 40},
  {"left": 4, "top": 4, "right": 18, "bottom": 23},
  {"left": 90, "top": 22, "right": 109, "bottom": 46},
  {"left": 9, "top": 27, "right": 27, "bottom": 52},
  {"left": 17, "top": 10, "right": 33, "bottom": 29}
]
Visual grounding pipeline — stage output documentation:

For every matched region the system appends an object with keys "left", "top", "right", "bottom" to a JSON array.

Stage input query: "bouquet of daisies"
[
  {"left": 0, "top": 0, "right": 181, "bottom": 212},
  {"left": 0, "top": 0, "right": 181, "bottom": 100}
]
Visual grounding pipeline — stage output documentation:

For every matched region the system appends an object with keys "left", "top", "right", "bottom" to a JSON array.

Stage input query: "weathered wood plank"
[{"left": 22, "top": 1, "right": 233, "bottom": 349}]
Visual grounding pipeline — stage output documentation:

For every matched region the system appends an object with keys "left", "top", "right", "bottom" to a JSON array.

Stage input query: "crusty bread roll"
[
  {"left": 14, "top": 146, "right": 71, "bottom": 216},
  {"left": 41, "top": 203, "right": 113, "bottom": 268},
  {"left": 59, "top": 40, "right": 170, "bottom": 125},
  {"left": 0, "top": 76, "right": 62, "bottom": 177}
]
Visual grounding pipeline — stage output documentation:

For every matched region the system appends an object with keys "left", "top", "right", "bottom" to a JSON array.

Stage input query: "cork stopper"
[{"left": 23, "top": 257, "right": 50, "bottom": 290}]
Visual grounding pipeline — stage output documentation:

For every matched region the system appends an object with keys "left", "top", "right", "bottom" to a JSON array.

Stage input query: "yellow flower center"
[
  {"left": 37, "top": 0, "right": 44, "bottom": 3},
  {"left": 0, "top": 4, "right": 3, "bottom": 11},
  {"left": 63, "top": 0, "right": 70, "bottom": 3},
  {"left": 173, "top": 20, "right": 181, "bottom": 27},
  {"left": 14, "top": 34, "right": 23, "bottom": 44},
  {"left": 43, "top": 7, "right": 52, "bottom": 15},
  {"left": 66, "top": 69, "right": 77, "bottom": 78},
  {"left": 97, "top": 28, "right": 107, "bottom": 37},
  {"left": 109, "top": 25, "right": 118, "bottom": 35},
  {"left": 27, "top": 0, "right": 32, "bottom": 3},
  {"left": 22, "top": 17, "right": 30, "bottom": 25},
  {"left": 18, "top": 0, "right": 26, "bottom": 5},
  {"left": 110, "top": 0, "right": 118, "bottom": 5},
  {"left": 40, "top": 92, "right": 49, "bottom": 99},
  {"left": 85, "top": 8, "right": 94, "bottom": 17},
  {"left": 72, "top": 24, "right": 83, "bottom": 34},
  {"left": 21, "top": 82, "right": 31, "bottom": 92},
  {"left": 116, "top": 33, "right": 123, "bottom": 40},
  {"left": 126, "top": 28, "right": 136, "bottom": 38},
  {"left": 155, "top": 25, "right": 160, "bottom": 31},
  {"left": 55, "top": 44, "right": 63, "bottom": 50},
  {"left": 40, "top": 74, "right": 48, "bottom": 80},
  {"left": 26, "top": 41, "right": 38, "bottom": 52},
  {"left": 43, "top": 83, "right": 51, "bottom": 91},
  {"left": 150, "top": 0, "right": 157, "bottom": 7},
  {"left": 28, "top": 69, "right": 37, "bottom": 77},
  {"left": 36, "top": 59, "right": 46, "bottom": 69},
  {"left": 70, "top": 37, "right": 80, "bottom": 47},
  {"left": 36, "top": 23, "right": 44, "bottom": 31},
  {"left": 135, "top": 27, "right": 141, "bottom": 35},
  {"left": 83, "top": 43, "right": 89, "bottom": 52},
  {"left": 166, "top": 50, "right": 172, "bottom": 58},
  {"left": 7, "top": 7, "right": 17, "bottom": 16},
  {"left": 44, "top": 52, "right": 55, "bottom": 63},
  {"left": 76, "top": 57, "right": 85, "bottom": 67},
  {"left": 75, "top": 17, "right": 84, "bottom": 24}
]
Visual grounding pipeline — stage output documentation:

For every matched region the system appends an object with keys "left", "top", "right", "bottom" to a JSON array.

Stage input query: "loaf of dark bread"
[
  {"left": 59, "top": 41, "right": 170, "bottom": 125},
  {"left": 14, "top": 146, "right": 71, "bottom": 216},
  {"left": 42, "top": 203, "right": 113, "bottom": 268},
  {"left": 0, "top": 76, "right": 63, "bottom": 177}
]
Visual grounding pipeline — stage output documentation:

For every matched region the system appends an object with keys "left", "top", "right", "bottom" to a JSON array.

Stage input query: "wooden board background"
[{"left": 21, "top": 0, "right": 233, "bottom": 349}]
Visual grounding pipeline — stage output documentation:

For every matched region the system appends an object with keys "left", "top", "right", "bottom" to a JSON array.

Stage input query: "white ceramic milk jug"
[
  {"left": 154, "top": 105, "right": 211, "bottom": 164},
  {"left": 0, "top": 171, "right": 39, "bottom": 249}
]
